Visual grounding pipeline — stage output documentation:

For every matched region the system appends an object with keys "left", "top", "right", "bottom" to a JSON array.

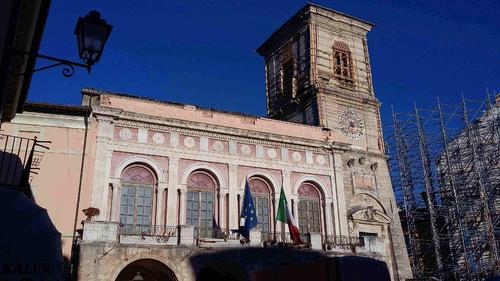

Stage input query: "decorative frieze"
[
  {"left": 113, "top": 121, "right": 330, "bottom": 167},
  {"left": 119, "top": 128, "right": 132, "bottom": 141},
  {"left": 292, "top": 151, "right": 302, "bottom": 162},
  {"left": 240, "top": 144, "right": 251, "bottom": 156},
  {"left": 110, "top": 116, "right": 328, "bottom": 153},
  {"left": 152, "top": 132, "right": 165, "bottom": 145},
  {"left": 183, "top": 137, "right": 195, "bottom": 148},
  {"left": 138, "top": 127, "right": 148, "bottom": 144},
  {"left": 199, "top": 137, "right": 209, "bottom": 151},
  {"left": 212, "top": 141, "right": 224, "bottom": 152},
  {"left": 170, "top": 132, "right": 179, "bottom": 147},
  {"left": 255, "top": 144, "right": 264, "bottom": 158},
  {"left": 267, "top": 148, "right": 277, "bottom": 159}
]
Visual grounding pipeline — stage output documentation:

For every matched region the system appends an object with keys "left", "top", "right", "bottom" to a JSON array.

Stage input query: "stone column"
[
  {"left": 218, "top": 187, "right": 229, "bottom": 230},
  {"left": 109, "top": 178, "right": 121, "bottom": 222},
  {"left": 156, "top": 181, "right": 167, "bottom": 226},
  {"left": 332, "top": 151, "right": 349, "bottom": 236},
  {"left": 167, "top": 157, "right": 179, "bottom": 226},
  {"left": 216, "top": 188, "right": 221, "bottom": 228},
  {"left": 228, "top": 164, "right": 238, "bottom": 229},
  {"left": 323, "top": 198, "right": 334, "bottom": 236},
  {"left": 177, "top": 189, "right": 184, "bottom": 226}
]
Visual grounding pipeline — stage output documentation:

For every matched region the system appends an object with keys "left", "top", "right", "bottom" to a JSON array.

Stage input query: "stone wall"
[{"left": 75, "top": 88, "right": 411, "bottom": 280}]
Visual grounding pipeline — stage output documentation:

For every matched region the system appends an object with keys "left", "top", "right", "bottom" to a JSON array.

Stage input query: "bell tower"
[{"left": 257, "top": 3, "right": 384, "bottom": 153}]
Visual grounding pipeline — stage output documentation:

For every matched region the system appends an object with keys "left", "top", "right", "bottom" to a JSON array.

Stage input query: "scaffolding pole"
[
  {"left": 386, "top": 94, "right": 499, "bottom": 281},
  {"left": 461, "top": 95, "right": 499, "bottom": 275},
  {"left": 392, "top": 107, "right": 420, "bottom": 278},
  {"left": 414, "top": 102, "right": 444, "bottom": 279}
]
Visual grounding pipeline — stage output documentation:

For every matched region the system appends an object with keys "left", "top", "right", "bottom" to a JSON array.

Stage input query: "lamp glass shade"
[
  {"left": 74, "top": 10, "right": 112, "bottom": 66},
  {"left": 132, "top": 272, "right": 144, "bottom": 281}
]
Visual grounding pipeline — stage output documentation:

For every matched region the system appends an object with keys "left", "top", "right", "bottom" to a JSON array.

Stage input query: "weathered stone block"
[{"left": 82, "top": 221, "right": 119, "bottom": 243}]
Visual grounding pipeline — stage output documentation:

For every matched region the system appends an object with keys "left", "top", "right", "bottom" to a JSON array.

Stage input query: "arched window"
[
  {"left": 120, "top": 165, "right": 156, "bottom": 234},
  {"left": 333, "top": 41, "right": 354, "bottom": 86},
  {"left": 297, "top": 182, "right": 321, "bottom": 234},
  {"left": 280, "top": 41, "right": 294, "bottom": 97},
  {"left": 186, "top": 171, "right": 217, "bottom": 238},
  {"left": 249, "top": 177, "right": 272, "bottom": 233}
]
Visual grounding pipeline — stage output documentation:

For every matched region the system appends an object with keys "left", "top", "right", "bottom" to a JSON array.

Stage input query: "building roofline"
[
  {"left": 23, "top": 101, "right": 88, "bottom": 116},
  {"left": 81, "top": 87, "right": 267, "bottom": 119},
  {"left": 308, "top": 2, "right": 374, "bottom": 27},
  {"left": 81, "top": 87, "right": 336, "bottom": 133}
]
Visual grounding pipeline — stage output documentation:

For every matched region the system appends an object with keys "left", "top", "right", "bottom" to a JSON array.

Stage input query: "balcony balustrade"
[
  {"left": 81, "top": 221, "right": 383, "bottom": 255},
  {"left": 324, "top": 235, "right": 364, "bottom": 247},
  {"left": 119, "top": 224, "right": 178, "bottom": 244}
]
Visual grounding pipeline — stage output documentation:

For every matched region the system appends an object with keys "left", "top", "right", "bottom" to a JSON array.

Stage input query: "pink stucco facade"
[{"left": 1, "top": 108, "right": 97, "bottom": 258}]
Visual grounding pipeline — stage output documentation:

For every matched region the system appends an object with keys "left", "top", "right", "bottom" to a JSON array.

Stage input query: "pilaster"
[
  {"left": 167, "top": 157, "right": 179, "bottom": 226},
  {"left": 332, "top": 151, "right": 349, "bottom": 235},
  {"left": 90, "top": 118, "right": 114, "bottom": 220},
  {"left": 228, "top": 164, "right": 238, "bottom": 229}
]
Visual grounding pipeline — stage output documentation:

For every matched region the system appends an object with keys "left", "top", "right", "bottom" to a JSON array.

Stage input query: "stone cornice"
[
  {"left": 91, "top": 106, "right": 389, "bottom": 158},
  {"left": 92, "top": 106, "right": 346, "bottom": 153}
]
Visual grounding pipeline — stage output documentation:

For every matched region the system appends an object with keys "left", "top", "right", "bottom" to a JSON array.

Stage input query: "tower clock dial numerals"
[{"left": 339, "top": 109, "right": 365, "bottom": 140}]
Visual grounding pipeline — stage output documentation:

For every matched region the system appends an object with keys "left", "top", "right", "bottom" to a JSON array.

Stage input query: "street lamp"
[
  {"left": 74, "top": 10, "right": 113, "bottom": 67},
  {"left": 132, "top": 272, "right": 144, "bottom": 281},
  {"left": 6, "top": 10, "right": 112, "bottom": 77}
]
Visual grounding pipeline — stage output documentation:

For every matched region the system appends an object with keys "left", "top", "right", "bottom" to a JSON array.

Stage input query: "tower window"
[
  {"left": 333, "top": 41, "right": 354, "bottom": 86},
  {"left": 280, "top": 42, "right": 294, "bottom": 97}
]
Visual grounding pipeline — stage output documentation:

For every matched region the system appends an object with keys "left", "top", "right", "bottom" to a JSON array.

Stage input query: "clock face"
[{"left": 339, "top": 109, "right": 364, "bottom": 140}]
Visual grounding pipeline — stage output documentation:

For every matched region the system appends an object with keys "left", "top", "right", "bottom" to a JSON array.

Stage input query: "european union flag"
[{"left": 238, "top": 178, "right": 258, "bottom": 240}]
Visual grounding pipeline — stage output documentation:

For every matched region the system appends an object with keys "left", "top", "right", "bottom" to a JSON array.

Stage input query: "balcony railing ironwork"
[
  {"left": 194, "top": 227, "right": 241, "bottom": 241},
  {"left": 261, "top": 231, "right": 299, "bottom": 244},
  {"left": 0, "top": 134, "right": 50, "bottom": 189},
  {"left": 324, "top": 235, "right": 364, "bottom": 247},
  {"left": 119, "top": 224, "right": 177, "bottom": 243}
]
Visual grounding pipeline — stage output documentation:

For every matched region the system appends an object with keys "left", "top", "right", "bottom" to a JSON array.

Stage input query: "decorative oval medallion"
[
  {"left": 240, "top": 144, "right": 251, "bottom": 156},
  {"left": 213, "top": 141, "right": 224, "bottom": 152},
  {"left": 183, "top": 137, "right": 195, "bottom": 148},
  {"left": 267, "top": 148, "right": 277, "bottom": 159},
  {"left": 292, "top": 151, "right": 302, "bottom": 162},
  {"left": 316, "top": 155, "right": 326, "bottom": 165},
  {"left": 152, "top": 133, "right": 165, "bottom": 144},
  {"left": 119, "top": 128, "right": 132, "bottom": 141}
]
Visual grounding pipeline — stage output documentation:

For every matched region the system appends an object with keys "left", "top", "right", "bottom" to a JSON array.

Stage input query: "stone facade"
[{"left": 2, "top": 3, "right": 412, "bottom": 281}]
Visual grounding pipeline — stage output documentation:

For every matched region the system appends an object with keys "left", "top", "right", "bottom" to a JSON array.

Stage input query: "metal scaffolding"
[{"left": 385, "top": 93, "right": 499, "bottom": 281}]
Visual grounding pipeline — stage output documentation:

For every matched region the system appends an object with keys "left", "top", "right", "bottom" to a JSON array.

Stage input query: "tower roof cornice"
[{"left": 257, "top": 3, "right": 374, "bottom": 56}]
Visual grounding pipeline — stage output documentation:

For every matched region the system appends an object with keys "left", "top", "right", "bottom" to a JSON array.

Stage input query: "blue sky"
[{"left": 29, "top": 0, "right": 500, "bottom": 125}]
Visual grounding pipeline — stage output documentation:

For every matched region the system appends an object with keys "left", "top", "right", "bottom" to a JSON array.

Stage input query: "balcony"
[
  {"left": 80, "top": 222, "right": 383, "bottom": 256},
  {"left": 119, "top": 224, "right": 178, "bottom": 245},
  {"left": 0, "top": 133, "right": 49, "bottom": 196}
]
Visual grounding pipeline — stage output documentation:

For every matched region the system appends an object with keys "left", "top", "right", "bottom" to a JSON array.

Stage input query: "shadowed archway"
[
  {"left": 115, "top": 259, "right": 178, "bottom": 281},
  {"left": 197, "top": 260, "right": 249, "bottom": 281}
]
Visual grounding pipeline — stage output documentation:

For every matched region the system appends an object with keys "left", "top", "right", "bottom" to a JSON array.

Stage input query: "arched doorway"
[
  {"left": 248, "top": 177, "right": 272, "bottom": 233},
  {"left": 119, "top": 165, "right": 157, "bottom": 235},
  {"left": 115, "top": 259, "right": 177, "bottom": 281},
  {"left": 186, "top": 170, "right": 218, "bottom": 238},
  {"left": 297, "top": 182, "right": 322, "bottom": 234}
]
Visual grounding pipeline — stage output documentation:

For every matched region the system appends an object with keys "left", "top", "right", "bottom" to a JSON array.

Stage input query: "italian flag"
[{"left": 276, "top": 187, "right": 303, "bottom": 244}]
